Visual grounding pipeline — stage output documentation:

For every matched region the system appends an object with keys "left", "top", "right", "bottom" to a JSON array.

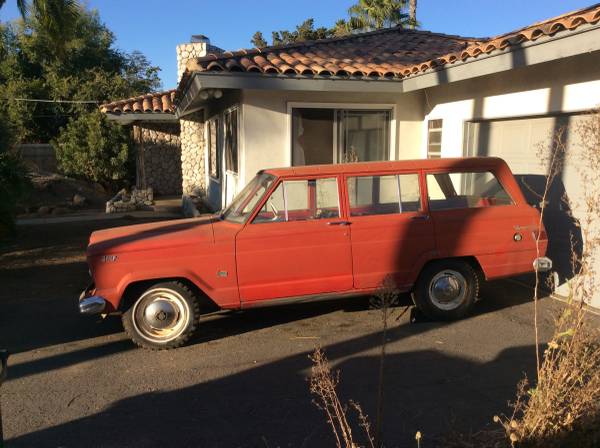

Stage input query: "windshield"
[{"left": 221, "top": 173, "right": 277, "bottom": 223}]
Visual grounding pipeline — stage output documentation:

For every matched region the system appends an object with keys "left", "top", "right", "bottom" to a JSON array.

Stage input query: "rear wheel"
[
  {"left": 122, "top": 281, "right": 200, "bottom": 350},
  {"left": 413, "top": 260, "right": 479, "bottom": 320}
]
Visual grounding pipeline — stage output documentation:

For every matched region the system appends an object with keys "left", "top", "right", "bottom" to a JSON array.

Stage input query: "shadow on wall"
[{"left": 514, "top": 174, "right": 583, "bottom": 287}]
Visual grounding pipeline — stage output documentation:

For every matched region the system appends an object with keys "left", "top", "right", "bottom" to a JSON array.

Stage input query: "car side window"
[
  {"left": 253, "top": 177, "right": 340, "bottom": 223},
  {"left": 427, "top": 171, "right": 513, "bottom": 211},
  {"left": 347, "top": 174, "right": 421, "bottom": 216}
]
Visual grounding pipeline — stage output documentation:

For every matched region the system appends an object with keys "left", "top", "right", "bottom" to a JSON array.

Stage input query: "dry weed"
[{"left": 496, "top": 110, "right": 600, "bottom": 447}]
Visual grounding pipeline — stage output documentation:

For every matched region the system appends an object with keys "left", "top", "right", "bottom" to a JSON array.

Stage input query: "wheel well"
[
  {"left": 120, "top": 278, "right": 219, "bottom": 312},
  {"left": 418, "top": 256, "right": 485, "bottom": 283}
]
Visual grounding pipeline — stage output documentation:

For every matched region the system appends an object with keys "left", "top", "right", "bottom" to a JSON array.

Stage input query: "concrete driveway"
[{"left": 0, "top": 218, "right": 582, "bottom": 447}]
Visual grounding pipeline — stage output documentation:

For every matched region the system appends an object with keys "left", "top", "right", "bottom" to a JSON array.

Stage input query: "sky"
[{"left": 0, "top": 0, "right": 594, "bottom": 89}]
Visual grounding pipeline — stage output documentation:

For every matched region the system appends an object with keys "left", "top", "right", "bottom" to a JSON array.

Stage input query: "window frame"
[
  {"left": 345, "top": 172, "right": 423, "bottom": 217},
  {"left": 424, "top": 169, "right": 516, "bottom": 212},
  {"left": 207, "top": 116, "right": 221, "bottom": 180},
  {"left": 249, "top": 174, "right": 345, "bottom": 224},
  {"left": 223, "top": 105, "right": 240, "bottom": 175},
  {"left": 427, "top": 119, "right": 443, "bottom": 159},
  {"left": 286, "top": 102, "right": 397, "bottom": 167}
]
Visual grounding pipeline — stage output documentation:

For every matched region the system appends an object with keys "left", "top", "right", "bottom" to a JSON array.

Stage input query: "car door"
[
  {"left": 425, "top": 169, "right": 533, "bottom": 277},
  {"left": 235, "top": 175, "right": 354, "bottom": 303},
  {"left": 345, "top": 171, "right": 436, "bottom": 290}
]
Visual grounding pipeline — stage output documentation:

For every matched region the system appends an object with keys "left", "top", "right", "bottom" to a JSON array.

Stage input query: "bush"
[
  {"left": 52, "top": 110, "right": 133, "bottom": 188},
  {"left": 0, "top": 118, "right": 30, "bottom": 237}
]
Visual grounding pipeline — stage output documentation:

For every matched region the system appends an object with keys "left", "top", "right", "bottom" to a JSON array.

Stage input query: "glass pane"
[
  {"left": 209, "top": 119, "right": 219, "bottom": 178},
  {"left": 338, "top": 110, "right": 390, "bottom": 163},
  {"left": 254, "top": 181, "right": 285, "bottom": 223},
  {"left": 427, "top": 171, "right": 513, "bottom": 210},
  {"left": 428, "top": 130, "right": 441, "bottom": 145},
  {"left": 316, "top": 178, "right": 339, "bottom": 219},
  {"left": 292, "top": 109, "right": 334, "bottom": 166},
  {"left": 224, "top": 109, "right": 238, "bottom": 173},
  {"left": 399, "top": 174, "right": 421, "bottom": 211},
  {"left": 223, "top": 173, "right": 275, "bottom": 223},
  {"left": 254, "top": 177, "right": 340, "bottom": 222},
  {"left": 347, "top": 175, "right": 400, "bottom": 216},
  {"left": 428, "top": 119, "right": 443, "bottom": 130},
  {"left": 285, "top": 180, "right": 309, "bottom": 213}
]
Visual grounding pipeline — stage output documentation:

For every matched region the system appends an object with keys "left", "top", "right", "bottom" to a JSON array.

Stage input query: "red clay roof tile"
[
  {"left": 183, "top": 3, "right": 600, "bottom": 81},
  {"left": 99, "top": 90, "right": 176, "bottom": 115}
]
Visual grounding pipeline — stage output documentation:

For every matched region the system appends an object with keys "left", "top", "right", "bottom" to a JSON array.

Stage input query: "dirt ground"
[{"left": 0, "top": 217, "right": 593, "bottom": 447}]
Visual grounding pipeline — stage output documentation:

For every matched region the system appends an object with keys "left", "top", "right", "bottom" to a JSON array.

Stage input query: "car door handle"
[
  {"left": 411, "top": 214, "right": 430, "bottom": 221},
  {"left": 327, "top": 221, "right": 352, "bottom": 226}
]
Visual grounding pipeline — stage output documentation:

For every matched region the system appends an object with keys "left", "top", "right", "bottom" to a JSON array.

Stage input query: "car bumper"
[
  {"left": 79, "top": 285, "right": 106, "bottom": 315},
  {"left": 533, "top": 256, "right": 553, "bottom": 273}
]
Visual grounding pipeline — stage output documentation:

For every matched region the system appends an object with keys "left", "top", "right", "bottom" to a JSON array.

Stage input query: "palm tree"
[
  {"left": 0, "top": 0, "right": 80, "bottom": 54},
  {"left": 409, "top": 0, "right": 417, "bottom": 29},
  {"left": 348, "top": 0, "right": 410, "bottom": 31}
]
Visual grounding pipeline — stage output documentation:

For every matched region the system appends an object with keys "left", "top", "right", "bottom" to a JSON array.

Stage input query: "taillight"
[{"left": 532, "top": 229, "right": 548, "bottom": 241}]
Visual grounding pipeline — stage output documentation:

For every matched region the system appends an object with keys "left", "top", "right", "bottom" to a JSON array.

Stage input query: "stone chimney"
[{"left": 176, "top": 35, "right": 222, "bottom": 82}]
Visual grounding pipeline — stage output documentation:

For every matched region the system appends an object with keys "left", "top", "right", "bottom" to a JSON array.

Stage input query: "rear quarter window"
[{"left": 426, "top": 171, "right": 513, "bottom": 211}]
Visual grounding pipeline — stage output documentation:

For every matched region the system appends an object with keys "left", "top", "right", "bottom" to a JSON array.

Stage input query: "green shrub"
[
  {"left": 0, "top": 118, "right": 30, "bottom": 236},
  {"left": 52, "top": 110, "right": 133, "bottom": 188}
]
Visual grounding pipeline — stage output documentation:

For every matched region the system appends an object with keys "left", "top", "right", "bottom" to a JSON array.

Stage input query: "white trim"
[{"left": 285, "top": 102, "right": 398, "bottom": 167}]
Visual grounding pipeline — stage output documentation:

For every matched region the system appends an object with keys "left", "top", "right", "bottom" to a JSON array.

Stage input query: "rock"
[
  {"left": 38, "top": 206, "right": 51, "bottom": 215},
  {"left": 52, "top": 206, "right": 68, "bottom": 215},
  {"left": 72, "top": 194, "right": 86, "bottom": 207}
]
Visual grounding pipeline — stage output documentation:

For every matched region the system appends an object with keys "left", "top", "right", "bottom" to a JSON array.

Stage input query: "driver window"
[{"left": 253, "top": 177, "right": 340, "bottom": 223}]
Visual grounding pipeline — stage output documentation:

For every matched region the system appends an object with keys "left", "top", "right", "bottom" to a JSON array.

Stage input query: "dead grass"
[{"left": 495, "top": 110, "right": 600, "bottom": 447}]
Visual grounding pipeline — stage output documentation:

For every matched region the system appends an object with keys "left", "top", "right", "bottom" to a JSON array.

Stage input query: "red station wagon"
[{"left": 79, "top": 157, "right": 549, "bottom": 349}]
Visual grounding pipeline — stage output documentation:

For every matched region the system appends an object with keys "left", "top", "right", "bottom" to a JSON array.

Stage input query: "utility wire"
[{"left": 1, "top": 98, "right": 99, "bottom": 104}]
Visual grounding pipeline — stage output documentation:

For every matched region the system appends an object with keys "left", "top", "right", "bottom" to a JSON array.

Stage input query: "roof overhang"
[
  {"left": 402, "top": 21, "right": 600, "bottom": 92},
  {"left": 105, "top": 113, "right": 179, "bottom": 125},
  {"left": 177, "top": 21, "right": 600, "bottom": 117}
]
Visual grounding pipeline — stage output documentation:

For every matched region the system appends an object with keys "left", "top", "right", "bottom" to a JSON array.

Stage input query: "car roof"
[{"left": 263, "top": 157, "right": 509, "bottom": 177}]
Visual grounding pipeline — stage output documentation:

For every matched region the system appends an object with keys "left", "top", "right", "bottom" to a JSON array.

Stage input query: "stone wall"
[
  {"left": 179, "top": 112, "right": 205, "bottom": 197},
  {"left": 134, "top": 123, "right": 182, "bottom": 196}
]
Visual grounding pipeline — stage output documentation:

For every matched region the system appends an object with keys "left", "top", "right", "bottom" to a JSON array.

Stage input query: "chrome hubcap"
[
  {"left": 132, "top": 289, "right": 189, "bottom": 342},
  {"left": 144, "top": 299, "right": 178, "bottom": 329},
  {"left": 429, "top": 270, "right": 467, "bottom": 311}
]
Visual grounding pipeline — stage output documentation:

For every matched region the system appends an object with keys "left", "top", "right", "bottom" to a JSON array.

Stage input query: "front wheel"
[
  {"left": 413, "top": 260, "right": 479, "bottom": 321},
  {"left": 122, "top": 281, "right": 200, "bottom": 350}
]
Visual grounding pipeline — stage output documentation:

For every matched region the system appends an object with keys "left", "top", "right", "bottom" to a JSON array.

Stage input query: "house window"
[
  {"left": 427, "top": 119, "right": 443, "bottom": 159},
  {"left": 224, "top": 108, "right": 238, "bottom": 174},
  {"left": 208, "top": 117, "right": 220, "bottom": 179},
  {"left": 291, "top": 108, "right": 391, "bottom": 166}
]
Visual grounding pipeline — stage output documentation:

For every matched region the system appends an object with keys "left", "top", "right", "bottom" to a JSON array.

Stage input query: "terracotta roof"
[
  {"left": 408, "top": 3, "right": 600, "bottom": 78},
  {"left": 185, "top": 29, "right": 480, "bottom": 79},
  {"left": 184, "top": 3, "right": 600, "bottom": 80},
  {"left": 103, "top": 3, "right": 600, "bottom": 117},
  {"left": 100, "top": 89, "right": 177, "bottom": 115}
]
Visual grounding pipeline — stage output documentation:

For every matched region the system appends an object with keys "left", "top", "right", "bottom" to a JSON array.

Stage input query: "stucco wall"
[
  {"left": 423, "top": 52, "right": 600, "bottom": 159},
  {"left": 240, "top": 89, "right": 424, "bottom": 187}
]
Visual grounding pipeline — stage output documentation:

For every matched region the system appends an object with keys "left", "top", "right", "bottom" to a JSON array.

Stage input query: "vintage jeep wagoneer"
[{"left": 79, "top": 157, "right": 549, "bottom": 349}]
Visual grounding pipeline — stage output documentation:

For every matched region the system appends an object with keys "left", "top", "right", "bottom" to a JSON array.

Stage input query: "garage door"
[{"left": 465, "top": 113, "right": 599, "bottom": 307}]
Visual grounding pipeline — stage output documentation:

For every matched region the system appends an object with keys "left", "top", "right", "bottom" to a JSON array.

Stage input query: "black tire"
[
  {"left": 413, "top": 260, "right": 479, "bottom": 321},
  {"left": 122, "top": 281, "right": 200, "bottom": 350}
]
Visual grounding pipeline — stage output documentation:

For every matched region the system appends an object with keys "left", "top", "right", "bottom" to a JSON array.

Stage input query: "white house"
[{"left": 101, "top": 4, "right": 600, "bottom": 306}]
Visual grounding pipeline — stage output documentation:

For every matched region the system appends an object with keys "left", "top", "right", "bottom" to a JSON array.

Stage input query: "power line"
[{"left": 1, "top": 98, "right": 99, "bottom": 104}]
